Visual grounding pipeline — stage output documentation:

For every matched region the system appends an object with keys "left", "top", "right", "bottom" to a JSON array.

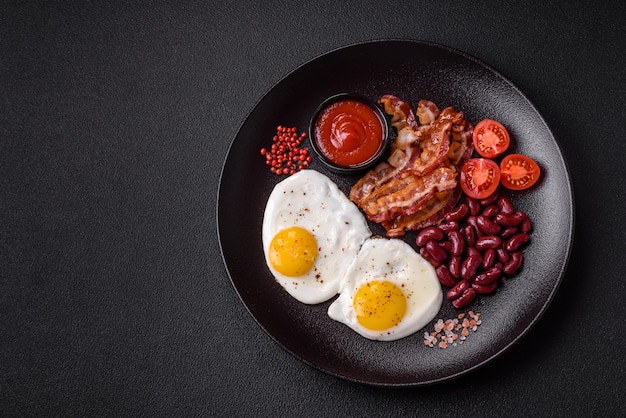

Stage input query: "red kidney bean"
[
  {"left": 473, "top": 265, "right": 503, "bottom": 285},
  {"left": 452, "top": 287, "right": 476, "bottom": 308},
  {"left": 463, "top": 225, "right": 477, "bottom": 247},
  {"left": 447, "top": 279, "right": 470, "bottom": 300},
  {"left": 476, "top": 215, "right": 502, "bottom": 235},
  {"left": 420, "top": 247, "right": 441, "bottom": 267},
  {"left": 439, "top": 240, "right": 453, "bottom": 253},
  {"left": 426, "top": 240, "right": 449, "bottom": 263},
  {"left": 496, "top": 247, "right": 510, "bottom": 263},
  {"left": 494, "top": 211, "right": 523, "bottom": 227},
  {"left": 448, "top": 230, "right": 465, "bottom": 256},
  {"left": 506, "top": 232, "right": 530, "bottom": 252},
  {"left": 416, "top": 226, "right": 444, "bottom": 247},
  {"left": 480, "top": 193, "right": 500, "bottom": 207},
  {"left": 481, "top": 204, "right": 500, "bottom": 218},
  {"left": 461, "top": 254, "right": 482, "bottom": 281},
  {"left": 436, "top": 265, "right": 457, "bottom": 287},
  {"left": 503, "top": 251, "right": 524, "bottom": 275},
  {"left": 519, "top": 211, "right": 533, "bottom": 233},
  {"left": 475, "top": 235, "right": 502, "bottom": 251},
  {"left": 449, "top": 255, "right": 463, "bottom": 279},
  {"left": 501, "top": 226, "right": 520, "bottom": 239},
  {"left": 482, "top": 248, "right": 496, "bottom": 270},
  {"left": 467, "top": 246, "right": 480, "bottom": 258},
  {"left": 472, "top": 281, "right": 498, "bottom": 295},
  {"left": 439, "top": 221, "right": 459, "bottom": 233},
  {"left": 466, "top": 215, "right": 482, "bottom": 235},
  {"left": 498, "top": 196, "right": 515, "bottom": 214},
  {"left": 467, "top": 197, "right": 482, "bottom": 216},
  {"left": 467, "top": 198, "right": 481, "bottom": 216},
  {"left": 445, "top": 203, "right": 469, "bottom": 222}
]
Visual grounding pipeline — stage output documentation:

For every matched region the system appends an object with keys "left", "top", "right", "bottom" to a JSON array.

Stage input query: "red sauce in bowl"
[{"left": 313, "top": 99, "right": 384, "bottom": 168}]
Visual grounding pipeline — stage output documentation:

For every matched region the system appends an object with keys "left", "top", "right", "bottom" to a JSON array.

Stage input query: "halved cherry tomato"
[
  {"left": 473, "top": 119, "right": 510, "bottom": 158},
  {"left": 500, "top": 154, "right": 541, "bottom": 190},
  {"left": 460, "top": 158, "right": 501, "bottom": 199}
]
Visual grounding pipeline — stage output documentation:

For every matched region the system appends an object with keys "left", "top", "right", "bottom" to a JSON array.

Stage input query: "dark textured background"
[{"left": 1, "top": 1, "right": 624, "bottom": 416}]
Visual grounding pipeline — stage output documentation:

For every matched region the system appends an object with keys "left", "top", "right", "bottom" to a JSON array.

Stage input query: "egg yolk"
[
  {"left": 353, "top": 280, "right": 407, "bottom": 331},
  {"left": 269, "top": 226, "right": 318, "bottom": 277}
]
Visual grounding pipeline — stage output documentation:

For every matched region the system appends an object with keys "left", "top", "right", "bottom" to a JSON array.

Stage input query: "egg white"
[
  {"left": 262, "top": 169, "right": 371, "bottom": 304},
  {"left": 328, "top": 237, "right": 442, "bottom": 341}
]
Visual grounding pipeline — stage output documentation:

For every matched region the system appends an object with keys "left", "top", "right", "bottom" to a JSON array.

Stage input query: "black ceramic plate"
[{"left": 217, "top": 40, "right": 574, "bottom": 386}]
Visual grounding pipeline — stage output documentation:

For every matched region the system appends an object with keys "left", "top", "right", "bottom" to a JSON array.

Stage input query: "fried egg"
[
  {"left": 262, "top": 169, "right": 371, "bottom": 304},
  {"left": 328, "top": 237, "right": 442, "bottom": 341}
]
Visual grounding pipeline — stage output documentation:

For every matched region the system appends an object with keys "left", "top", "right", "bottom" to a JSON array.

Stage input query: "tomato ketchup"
[{"left": 313, "top": 99, "right": 384, "bottom": 167}]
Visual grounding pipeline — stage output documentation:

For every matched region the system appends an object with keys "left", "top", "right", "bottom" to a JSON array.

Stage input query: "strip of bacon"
[
  {"left": 403, "top": 107, "right": 456, "bottom": 176},
  {"left": 349, "top": 161, "right": 398, "bottom": 206},
  {"left": 448, "top": 115, "right": 474, "bottom": 165},
  {"left": 404, "top": 187, "right": 462, "bottom": 231},
  {"left": 378, "top": 95, "right": 423, "bottom": 172},
  {"left": 382, "top": 190, "right": 454, "bottom": 237},
  {"left": 416, "top": 100, "right": 441, "bottom": 126},
  {"left": 361, "top": 165, "right": 458, "bottom": 223},
  {"left": 379, "top": 94, "right": 419, "bottom": 131}
]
